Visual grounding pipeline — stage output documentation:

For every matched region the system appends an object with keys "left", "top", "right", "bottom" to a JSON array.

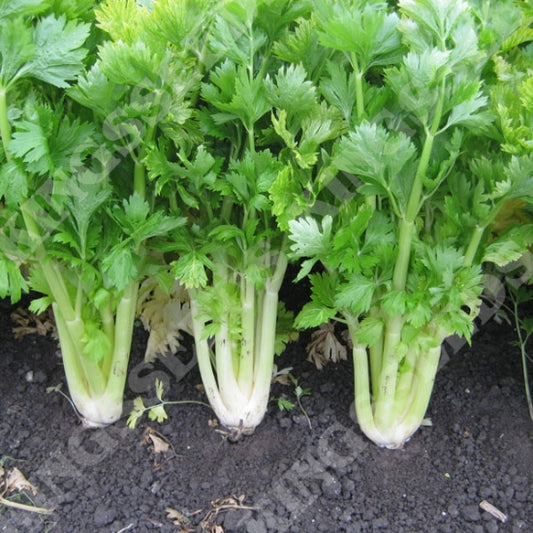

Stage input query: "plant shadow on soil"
[{"left": 0, "top": 278, "right": 532, "bottom": 533}]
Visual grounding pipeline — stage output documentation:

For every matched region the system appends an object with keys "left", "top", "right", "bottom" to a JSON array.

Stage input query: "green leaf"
[
  {"left": 148, "top": 404, "right": 168, "bottom": 424},
  {"left": 270, "top": 166, "right": 308, "bottom": 231},
  {"left": 356, "top": 316, "right": 383, "bottom": 346},
  {"left": 398, "top": 0, "right": 470, "bottom": 46},
  {"left": 49, "top": 116, "right": 96, "bottom": 171},
  {"left": 82, "top": 324, "right": 112, "bottom": 365},
  {"left": 135, "top": 212, "right": 187, "bottom": 244},
  {"left": 444, "top": 91, "right": 489, "bottom": 131},
  {"left": 207, "top": 1, "right": 262, "bottom": 66},
  {"left": 0, "top": 160, "right": 28, "bottom": 206},
  {"left": 95, "top": 0, "right": 146, "bottom": 43},
  {"left": 521, "top": 317, "right": 533, "bottom": 337},
  {"left": 182, "top": 145, "right": 219, "bottom": 190},
  {"left": 419, "top": 244, "right": 465, "bottom": 289},
  {"left": 273, "top": 17, "right": 329, "bottom": 80},
  {"left": 265, "top": 63, "right": 317, "bottom": 120},
  {"left": 98, "top": 39, "right": 168, "bottom": 88},
  {"left": 380, "top": 290, "right": 408, "bottom": 317},
  {"left": 146, "top": 0, "right": 214, "bottom": 50},
  {"left": 0, "top": 16, "right": 34, "bottom": 87},
  {"left": 200, "top": 320, "right": 220, "bottom": 341},
  {"left": 331, "top": 203, "right": 373, "bottom": 252},
  {"left": 405, "top": 297, "right": 433, "bottom": 328},
  {"left": 295, "top": 102, "right": 345, "bottom": 169},
  {"left": 209, "top": 63, "right": 272, "bottom": 131},
  {"left": 294, "top": 301, "right": 337, "bottom": 330},
  {"left": 335, "top": 122, "right": 391, "bottom": 178},
  {"left": 154, "top": 378, "right": 166, "bottom": 402},
  {"left": 67, "top": 65, "right": 126, "bottom": 116},
  {"left": 209, "top": 224, "right": 244, "bottom": 242},
  {"left": 308, "top": 272, "right": 337, "bottom": 310},
  {"left": 483, "top": 225, "right": 533, "bottom": 266},
  {"left": 334, "top": 274, "right": 375, "bottom": 315},
  {"left": 288, "top": 215, "right": 332, "bottom": 258},
  {"left": 28, "top": 295, "right": 53, "bottom": 315},
  {"left": 386, "top": 48, "right": 451, "bottom": 124},
  {"left": 483, "top": 240, "right": 526, "bottom": 266},
  {"left": 9, "top": 106, "right": 53, "bottom": 174},
  {"left": 28, "top": 14, "right": 91, "bottom": 88},
  {"left": 320, "top": 60, "right": 357, "bottom": 123},
  {"left": 314, "top": 0, "right": 402, "bottom": 71},
  {"left": 504, "top": 154, "right": 533, "bottom": 200},
  {"left": 65, "top": 180, "right": 111, "bottom": 253},
  {"left": 53, "top": 230, "right": 79, "bottom": 250},
  {"left": 172, "top": 252, "right": 209, "bottom": 289},
  {"left": 0, "top": 0, "right": 48, "bottom": 18},
  {"left": 127, "top": 396, "right": 146, "bottom": 429},
  {"left": 0, "top": 254, "right": 28, "bottom": 302},
  {"left": 274, "top": 301, "right": 298, "bottom": 355},
  {"left": 334, "top": 122, "right": 416, "bottom": 212},
  {"left": 276, "top": 396, "right": 295, "bottom": 412},
  {"left": 102, "top": 247, "right": 138, "bottom": 290},
  {"left": 92, "top": 288, "right": 112, "bottom": 311},
  {"left": 48, "top": 0, "right": 98, "bottom": 20},
  {"left": 10, "top": 100, "right": 95, "bottom": 178},
  {"left": 122, "top": 192, "right": 150, "bottom": 227},
  {"left": 218, "top": 148, "right": 280, "bottom": 206},
  {"left": 147, "top": 144, "right": 218, "bottom": 203}
]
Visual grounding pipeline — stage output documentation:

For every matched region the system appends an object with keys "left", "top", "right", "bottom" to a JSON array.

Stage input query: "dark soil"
[{"left": 0, "top": 287, "right": 532, "bottom": 533}]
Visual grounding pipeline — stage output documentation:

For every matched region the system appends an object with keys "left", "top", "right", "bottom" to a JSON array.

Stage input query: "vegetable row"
[{"left": 0, "top": 0, "right": 532, "bottom": 448}]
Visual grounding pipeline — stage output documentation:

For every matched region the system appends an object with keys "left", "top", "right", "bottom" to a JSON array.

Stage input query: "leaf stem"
[
  {"left": 99, "top": 301, "right": 116, "bottom": 378},
  {"left": 238, "top": 275, "right": 255, "bottom": 397},
  {"left": 53, "top": 303, "right": 103, "bottom": 399},
  {"left": 105, "top": 280, "right": 138, "bottom": 399},
  {"left": 374, "top": 313, "right": 403, "bottom": 428},
  {"left": 350, "top": 53, "right": 365, "bottom": 122},
  {"left": 347, "top": 317, "right": 383, "bottom": 444},
  {"left": 392, "top": 80, "right": 446, "bottom": 291},
  {"left": 20, "top": 202, "right": 75, "bottom": 319},
  {"left": 512, "top": 296, "right": 533, "bottom": 421},
  {"left": 0, "top": 494, "right": 54, "bottom": 515},
  {"left": 133, "top": 162, "right": 146, "bottom": 200},
  {"left": 0, "top": 86, "right": 11, "bottom": 157},
  {"left": 463, "top": 225, "right": 485, "bottom": 267},
  {"left": 189, "top": 292, "right": 232, "bottom": 422}
]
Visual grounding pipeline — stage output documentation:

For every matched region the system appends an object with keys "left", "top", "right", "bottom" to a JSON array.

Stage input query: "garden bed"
[{"left": 0, "top": 293, "right": 532, "bottom": 533}]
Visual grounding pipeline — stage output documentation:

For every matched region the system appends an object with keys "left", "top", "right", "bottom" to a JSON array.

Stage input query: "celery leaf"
[
  {"left": 288, "top": 215, "right": 332, "bottom": 258},
  {"left": 28, "top": 15, "right": 90, "bottom": 87},
  {"left": 0, "top": 17, "right": 34, "bottom": 88},
  {"left": 0, "top": 0, "right": 48, "bottom": 18}
]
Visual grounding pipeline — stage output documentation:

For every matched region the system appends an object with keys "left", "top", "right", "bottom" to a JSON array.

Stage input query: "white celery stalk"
[{"left": 188, "top": 252, "right": 288, "bottom": 439}]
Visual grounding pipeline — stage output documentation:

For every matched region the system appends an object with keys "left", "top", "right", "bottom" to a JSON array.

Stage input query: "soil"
[{"left": 0, "top": 280, "right": 532, "bottom": 533}]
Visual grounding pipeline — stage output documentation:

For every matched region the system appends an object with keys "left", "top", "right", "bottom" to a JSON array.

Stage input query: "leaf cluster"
[
  {"left": 287, "top": 0, "right": 533, "bottom": 346},
  {"left": 1, "top": 0, "right": 532, "bottom": 379},
  {"left": 148, "top": 0, "right": 345, "bottom": 309},
  {"left": 0, "top": 1, "right": 92, "bottom": 93}
]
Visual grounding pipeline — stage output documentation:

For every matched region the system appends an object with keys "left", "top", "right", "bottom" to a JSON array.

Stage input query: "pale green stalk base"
[
  {"left": 67, "top": 391, "right": 124, "bottom": 428},
  {"left": 189, "top": 293, "right": 277, "bottom": 437},
  {"left": 190, "top": 285, "right": 279, "bottom": 437},
  {"left": 189, "top": 254, "right": 288, "bottom": 439},
  {"left": 53, "top": 280, "right": 138, "bottom": 427},
  {"left": 349, "top": 318, "right": 445, "bottom": 449}
]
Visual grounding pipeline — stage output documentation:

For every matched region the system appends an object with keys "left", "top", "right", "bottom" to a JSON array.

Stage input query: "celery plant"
[
  {"left": 287, "top": 0, "right": 533, "bottom": 448},
  {"left": 0, "top": 0, "right": 189, "bottom": 426},
  {"left": 145, "top": 0, "right": 343, "bottom": 438}
]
